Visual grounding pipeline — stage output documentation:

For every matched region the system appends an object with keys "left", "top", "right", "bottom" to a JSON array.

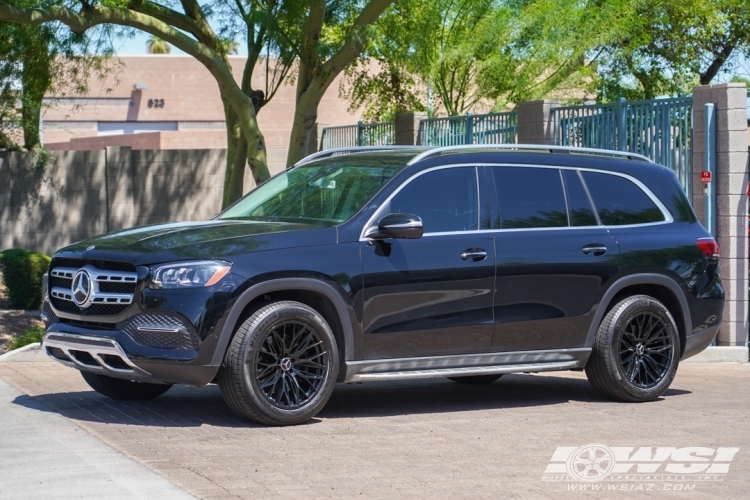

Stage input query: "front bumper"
[{"left": 42, "top": 331, "right": 220, "bottom": 386}]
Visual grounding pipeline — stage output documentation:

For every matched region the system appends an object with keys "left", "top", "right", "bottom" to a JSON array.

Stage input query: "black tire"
[
  {"left": 585, "top": 294, "right": 680, "bottom": 402},
  {"left": 80, "top": 371, "right": 172, "bottom": 400},
  {"left": 447, "top": 374, "right": 503, "bottom": 385},
  {"left": 217, "top": 301, "right": 339, "bottom": 426}
]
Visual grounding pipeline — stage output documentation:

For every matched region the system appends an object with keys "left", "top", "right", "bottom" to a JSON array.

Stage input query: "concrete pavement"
[
  {"left": 0, "top": 350, "right": 748, "bottom": 499},
  {"left": 0, "top": 365, "right": 193, "bottom": 499}
]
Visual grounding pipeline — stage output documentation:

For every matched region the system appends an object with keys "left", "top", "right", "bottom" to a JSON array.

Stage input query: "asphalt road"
[{"left": 0, "top": 352, "right": 748, "bottom": 499}]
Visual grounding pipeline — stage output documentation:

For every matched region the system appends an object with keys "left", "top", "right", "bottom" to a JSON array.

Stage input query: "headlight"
[{"left": 149, "top": 260, "right": 232, "bottom": 289}]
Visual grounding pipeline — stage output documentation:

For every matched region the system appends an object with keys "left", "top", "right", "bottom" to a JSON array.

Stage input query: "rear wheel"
[
  {"left": 585, "top": 294, "right": 679, "bottom": 402},
  {"left": 218, "top": 301, "right": 339, "bottom": 426},
  {"left": 447, "top": 374, "right": 503, "bottom": 385},
  {"left": 81, "top": 371, "right": 172, "bottom": 400}
]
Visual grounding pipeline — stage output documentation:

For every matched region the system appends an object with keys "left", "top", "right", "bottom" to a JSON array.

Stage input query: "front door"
[{"left": 361, "top": 166, "right": 495, "bottom": 359}]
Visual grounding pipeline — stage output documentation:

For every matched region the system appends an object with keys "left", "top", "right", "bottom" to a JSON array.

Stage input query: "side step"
[
  {"left": 344, "top": 348, "right": 591, "bottom": 383},
  {"left": 349, "top": 360, "right": 581, "bottom": 382}
]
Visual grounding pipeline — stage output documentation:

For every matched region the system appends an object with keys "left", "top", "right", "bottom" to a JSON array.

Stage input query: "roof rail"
[
  {"left": 294, "top": 146, "right": 424, "bottom": 166},
  {"left": 406, "top": 144, "right": 654, "bottom": 165}
]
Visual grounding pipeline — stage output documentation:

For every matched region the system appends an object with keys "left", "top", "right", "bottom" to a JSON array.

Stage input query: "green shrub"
[
  {"left": 7, "top": 325, "right": 45, "bottom": 351},
  {"left": 0, "top": 248, "right": 51, "bottom": 310}
]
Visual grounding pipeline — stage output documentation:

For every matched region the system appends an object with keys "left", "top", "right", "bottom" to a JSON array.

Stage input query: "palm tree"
[{"left": 146, "top": 36, "right": 171, "bottom": 54}]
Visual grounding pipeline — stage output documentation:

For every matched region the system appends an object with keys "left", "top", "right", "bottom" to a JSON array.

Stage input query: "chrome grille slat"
[{"left": 48, "top": 261, "right": 138, "bottom": 316}]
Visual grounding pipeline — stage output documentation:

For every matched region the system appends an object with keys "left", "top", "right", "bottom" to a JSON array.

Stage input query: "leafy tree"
[
  {"left": 1, "top": 12, "right": 113, "bottom": 151},
  {"left": 146, "top": 34, "right": 170, "bottom": 53},
  {"left": 343, "top": 0, "right": 632, "bottom": 117},
  {"left": 592, "top": 0, "right": 750, "bottom": 101}
]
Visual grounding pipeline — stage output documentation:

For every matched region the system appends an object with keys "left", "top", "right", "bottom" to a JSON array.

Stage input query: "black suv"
[{"left": 41, "top": 145, "right": 724, "bottom": 426}]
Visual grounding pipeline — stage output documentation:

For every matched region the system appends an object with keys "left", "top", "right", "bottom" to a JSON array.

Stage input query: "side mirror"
[{"left": 365, "top": 213, "right": 423, "bottom": 239}]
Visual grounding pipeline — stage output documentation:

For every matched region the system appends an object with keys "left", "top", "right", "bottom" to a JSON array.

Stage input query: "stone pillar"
[
  {"left": 395, "top": 112, "right": 427, "bottom": 146},
  {"left": 692, "top": 83, "right": 749, "bottom": 347},
  {"left": 516, "top": 100, "right": 560, "bottom": 145}
]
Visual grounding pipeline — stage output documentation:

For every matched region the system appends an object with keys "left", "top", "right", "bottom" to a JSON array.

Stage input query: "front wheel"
[
  {"left": 585, "top": 294, "right": 680, "bottom": 402},
  {"left": 81, "top": 371, "right": 172, "bottom": 400},
  {"left": 218, "top": 301, "right": 339, "bottom": 426}
]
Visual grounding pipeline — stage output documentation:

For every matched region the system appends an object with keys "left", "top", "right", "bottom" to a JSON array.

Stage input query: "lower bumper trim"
[
  {"left": 43, "top": 333, "right": 151, "bottom": 379},
  {"left": 682, "top": 324, "right": 721, "bottom": 360}
]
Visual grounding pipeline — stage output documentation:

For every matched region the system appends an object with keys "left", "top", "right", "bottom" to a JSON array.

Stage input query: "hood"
[{"left": 55, "top": 220, "right": 338, "bottom": 265}]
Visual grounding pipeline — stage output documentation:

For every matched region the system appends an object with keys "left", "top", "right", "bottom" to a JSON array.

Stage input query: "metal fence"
[
  {"left": 551, "top": 97, "right": 694, "bottom": 196},
  {"left": 319, "top": 121, "right": 395, "bottom": 150},
  {"left": 418, "top": 111, "right": 517, "bottom": 146}
]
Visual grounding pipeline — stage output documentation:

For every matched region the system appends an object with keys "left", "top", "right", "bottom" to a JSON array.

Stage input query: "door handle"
[
  {"left": 582, "top": 244, "right": 607, "bottom": 256},
  {"left": 461, "top": 249, "right": 487, "bottom": 262}
]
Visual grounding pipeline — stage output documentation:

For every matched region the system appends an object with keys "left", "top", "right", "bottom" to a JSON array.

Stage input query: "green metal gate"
[
  {"left": 319, "top": 121, "right": 394, "bottom": 150},
  {"left": 551, "top": 97, "right": 693, "bottom": 196}
]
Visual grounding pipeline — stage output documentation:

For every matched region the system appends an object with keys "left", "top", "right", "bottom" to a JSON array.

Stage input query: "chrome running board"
[
  {"left": 344, "top": 348, "right": 590, "bottom": 383},
  {"left": 43, "top": 332, "right": 150, "bottom": 378}
]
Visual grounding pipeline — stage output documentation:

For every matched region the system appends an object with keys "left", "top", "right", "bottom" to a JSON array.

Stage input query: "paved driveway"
[{"left": 0, "top": 358, "right": 748, "bottom": 499}]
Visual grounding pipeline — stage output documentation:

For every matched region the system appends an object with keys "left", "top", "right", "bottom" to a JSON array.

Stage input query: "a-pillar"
[{"left": 692, "top": 83, "right": 749, "bottom": 348}]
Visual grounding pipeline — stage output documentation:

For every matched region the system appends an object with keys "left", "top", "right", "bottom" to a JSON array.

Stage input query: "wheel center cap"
[
  {"left": 279, "top": 358, "right": 292, "bottom": 371},
  {"left": 635, "top": 344, "right": 645, "bottom": 356}
]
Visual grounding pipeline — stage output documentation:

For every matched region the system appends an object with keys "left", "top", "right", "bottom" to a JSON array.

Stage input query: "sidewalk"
[
  {"left": 1, "top": 347, "right": 748, "bottom": 499},
  {"left": 0, "top": 361, "right": 193, "bottom": 499}
]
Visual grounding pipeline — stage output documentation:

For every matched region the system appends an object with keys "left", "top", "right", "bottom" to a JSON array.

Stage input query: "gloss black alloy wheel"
[
  {"left": 218, "top": 301, "right": 339, "bottom": 426},
  {"left": 618, "top": 311, "right": 674, "bottom": 389},
  {"left": 255, "top": 320, "right": 329, "bottom": 410},
  {"left": 586, "top": 295, "right": 680, "bottom": 402}
]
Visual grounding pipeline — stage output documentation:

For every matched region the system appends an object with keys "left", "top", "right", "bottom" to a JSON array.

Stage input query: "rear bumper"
[
  {"left": 42, "top": 331, "right": 219, "bottom": 386},
  {"left": 681, "top": 324, "right": 720, "bottom": 360}
]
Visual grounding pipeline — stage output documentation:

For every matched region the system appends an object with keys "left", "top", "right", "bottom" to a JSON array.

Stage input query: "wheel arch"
[
  {"left": 585, "top": 274, "right": 692, "bottom": 357},
  {"left": 210, "top": 278, "right": 356, "bottom": 370}
]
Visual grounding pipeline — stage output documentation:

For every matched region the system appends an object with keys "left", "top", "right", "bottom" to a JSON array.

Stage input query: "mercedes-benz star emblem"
[{"left": 71, "top": 270, "right": 92, "bottom": 307}]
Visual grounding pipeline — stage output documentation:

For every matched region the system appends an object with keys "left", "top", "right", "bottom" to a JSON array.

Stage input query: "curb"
[
  {"left": 683, "top": 346, "right": 749, "bottom": 363},
  {"left": 0, "top": 343, "right": 43, "bottom": 362}
]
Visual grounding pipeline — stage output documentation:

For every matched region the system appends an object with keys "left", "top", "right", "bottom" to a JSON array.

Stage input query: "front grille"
[
  {"left": 119, "top": 313, "right": 199, "bottom": 350},
  {"left": 52, "top": 258, "right": 135, "bottom": 272},
  {"left": 49, "top": 259, "right": 138, "bottom": 316},
  {"left": 52, "top": 300, "right": 130, "bottom": 316}
]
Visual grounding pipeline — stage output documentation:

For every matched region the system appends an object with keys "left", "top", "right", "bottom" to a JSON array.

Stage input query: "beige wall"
[
  {"left": 42, "top": 56, "right": 365, "bottom": 174},
  {"left": 1, "top": 147, "right": 229, "bottom": 256}
]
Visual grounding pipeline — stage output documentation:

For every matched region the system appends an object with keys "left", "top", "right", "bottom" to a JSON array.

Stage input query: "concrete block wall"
[
  {"left": 692, "top": 83, "right": 749, "bottom": 347},
  {"left": 0, "top": 147, "right": 229, "bottom": 256}
]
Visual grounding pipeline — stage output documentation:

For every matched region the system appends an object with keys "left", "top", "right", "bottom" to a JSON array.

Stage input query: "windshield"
[{"left": 219, "top": 160, "right": 402, "bottom": 226}]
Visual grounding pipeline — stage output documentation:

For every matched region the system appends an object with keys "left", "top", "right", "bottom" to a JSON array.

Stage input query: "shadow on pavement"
[{"left": 11, "top": 373, "right": 691, "bottom": 428}]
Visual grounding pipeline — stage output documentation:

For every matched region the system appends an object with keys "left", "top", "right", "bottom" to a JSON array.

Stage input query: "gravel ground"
[{"left": 0, "top": 278, "right": 44, "bottom": 355}]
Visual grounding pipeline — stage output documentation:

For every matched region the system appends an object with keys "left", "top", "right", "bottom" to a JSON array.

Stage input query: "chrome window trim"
[
  {"left": 359, "top": 164, "right": 481, "bottom": 240},
  {"left": 360, "top": 162, "right": 673, "bottom": 241}
]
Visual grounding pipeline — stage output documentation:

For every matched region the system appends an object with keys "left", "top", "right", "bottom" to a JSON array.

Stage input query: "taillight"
[{"left": 696, "top": 237, "right": 720, "bottom": 258}]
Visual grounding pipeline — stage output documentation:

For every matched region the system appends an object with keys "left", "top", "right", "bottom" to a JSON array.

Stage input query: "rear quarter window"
[{"left": 582, "top": 171, "right": 665, "bottom": 225}]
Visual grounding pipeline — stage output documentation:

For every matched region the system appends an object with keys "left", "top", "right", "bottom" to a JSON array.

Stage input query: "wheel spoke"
[{"left": 253, "top": 319, "right": 329, "bottom": 410}]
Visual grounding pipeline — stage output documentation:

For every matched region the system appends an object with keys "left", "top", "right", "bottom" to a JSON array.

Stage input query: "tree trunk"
[
  {"left": 286, "top": 80, "right": 325, "bottom": 168},
  {"left": 222, "top": 99, "right": 247, "bottom": 208},
  {"left": 21, "top": 36, "right": 51, "bottom": 150}
]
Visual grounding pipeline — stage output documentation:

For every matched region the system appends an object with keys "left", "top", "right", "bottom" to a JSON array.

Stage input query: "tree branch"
[{"left": 321, "top": 0, "right": 394, "bottom": 79}]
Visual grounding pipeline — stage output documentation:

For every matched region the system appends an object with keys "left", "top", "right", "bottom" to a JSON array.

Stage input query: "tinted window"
[
  {"left": 582, "top": 172, "right": 665, "bottom": 225},
  {"left": 492, "top": 167, "right": 567, "bottom": 229},
  {"left": 221, "top": 161, "right": 400, "bottom": 225},
  {"left": 388, "top": 167, "right": 478, "bottom": 233},
  {"left": 562, "top": 170, "right": 598, "bottom": 226}
]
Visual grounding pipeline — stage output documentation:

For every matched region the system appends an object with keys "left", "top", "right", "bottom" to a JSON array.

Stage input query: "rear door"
[
  {"left": 488, "top": 166, "right": 620, "bottom": 352},
  {"left": 360, "top": 166, "right": 496, "bottom": 359}
]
